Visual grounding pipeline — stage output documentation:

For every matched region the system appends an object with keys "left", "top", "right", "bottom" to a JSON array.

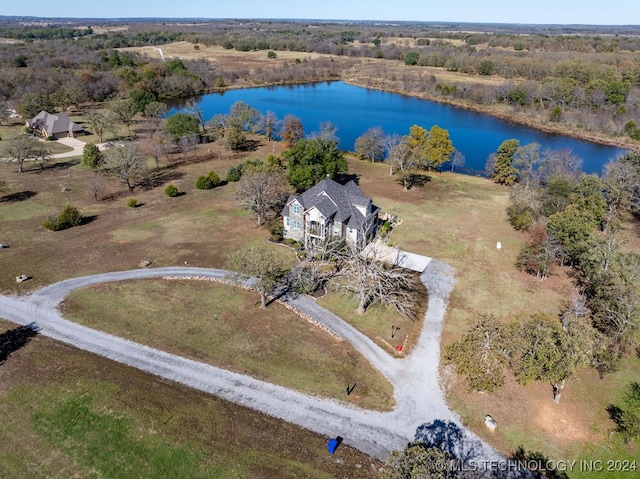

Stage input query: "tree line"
[{"left": 447, "top": 138, "right": 640, "bottom": 439}]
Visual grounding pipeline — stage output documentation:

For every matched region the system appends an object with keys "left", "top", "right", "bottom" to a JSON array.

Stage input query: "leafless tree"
[
  {"left": 142, "top": 130, "right": 166, "bottom": 170},
  {"left": 354, "top": 126, "right": 385, "bottom": 162},
  {"left": 108, "top": 98, "right": 137, "bottom": 136},
  {"left": 513, "top": 142, "right": 543, "bottom": 190},
  {"left": 280, "top": 115, "right": 304, "bottom": 147},
  {"left": 101, "top": 143, "right": 147, "bottom": 191},
  {"left": 179, "top": 133, "right": 199, "bottom": 159},
  {"left": 186, "top": 99, "right": 206, "bottom": 134},
  {"left": 258, "top": 110, "right": 280, "bottom": 141},
  {"left": 2, "top": 136, "right": 50, "bottom": 173},
  {"left": 86, "top": 174, "right": 106, "bottom": 202},
  {"left": 326, "top": 239, "right": 426, "bottom": 319},
  {"left": 384, "top": 134, "right": 414, "bottom": 186},
  {"left": 226, "top": 245, "right": 287, "bottom": 309},
  {"left": 85, "top": 109, "right": 109, "bottom": 143},
  {"left": 233, "top": 164, "right": 293, "bottom": 225},
  {"left": 308, "top": 121, "right": 338, "bottom": 142},
  {"left": 450, "top": 149, "right": 466, "bottom": 172},
  {"left": 602, "top": 159, "right": 639, "bottom": 222}
]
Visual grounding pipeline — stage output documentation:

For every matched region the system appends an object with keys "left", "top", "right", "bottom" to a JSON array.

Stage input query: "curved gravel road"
[{"left": 0, "top": 262, "right": 512, "bottom": 469}]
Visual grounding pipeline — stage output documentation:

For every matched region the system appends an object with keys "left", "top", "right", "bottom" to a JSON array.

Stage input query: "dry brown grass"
[
  {"left": 122, "top": 42, "right": 330, "bottom": 70},
  {"left": 0, "top": 134, "right": 293, "bottom": 295},
  {"left": 346, "top": 158, "right": 639, "bottom": 466}
]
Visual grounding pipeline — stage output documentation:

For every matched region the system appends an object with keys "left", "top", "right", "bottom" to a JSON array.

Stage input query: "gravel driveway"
[{"left": 0, "top": 263, "right": 526, "bottom": 473}]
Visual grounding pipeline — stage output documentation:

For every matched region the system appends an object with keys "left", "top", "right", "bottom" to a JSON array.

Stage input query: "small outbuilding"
[{"left": 27, "top": 111, "right": 83, "bottom": 139}]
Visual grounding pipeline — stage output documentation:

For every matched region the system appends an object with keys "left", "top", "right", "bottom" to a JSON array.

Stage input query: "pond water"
[{"left": 177, "top": 81, "right": 625, "bottom": 175}]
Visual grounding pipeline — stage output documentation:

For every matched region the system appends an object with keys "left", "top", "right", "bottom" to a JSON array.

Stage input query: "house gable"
[
  {"left": 28, "top": 111, "right": 83, "bottom": 138},
  {"left": 282, "top": 178, "right": 380, "bottom": 249}
]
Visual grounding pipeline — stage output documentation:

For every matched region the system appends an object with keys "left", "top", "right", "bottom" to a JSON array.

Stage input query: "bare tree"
[
  {"left": 258, "top": 110, "right": 279, "bottom": 141},
  {"left": 513, "top": 142, "right": 543, "bottom": 190},
  {"left": 326, "top": 239, "right": 426, "bottom": 319},
  {"left": 86, "top": 174, "right": 106, "bottom": 202},
  {"left": 309, "top": 121, "right": 338, "bottom": 142},
  {"left": 602, "top": 159, "right": 639, "bottom": 222},
  {"left": 186, "top": 99, "right": 206, "bottom": 134},
  {"left": 226, "top": 245, "right": 287, "bottom": 308},
  {"left": 280, "top": 115, "right": 304, "bottom": 147},
  {"left": 450, "top": 149, "right": 466, "bottom": 172},
  {"left": 233, "top": 164, "right": 293, "bottom": 225},
  {"left": 2, "top": 136, "right": 51, "bottom": 173},
  {"left": 102, "top": 143, "right": 147, "bottom": 191},
  {"left": 385, "top": 135, "right": 415, "bottom": 189},
  {"left": 85, "top": 109, "right": 110, "bottom": 143},
  {"left": 108, "top": 99, "right": 137, "bottom": 137},
  {"left": 179, "top": 133, "right": 199, "bottom": 159},
  {"left": 0, "top": 101, "right": 10, "bottom": 125},
  {"left": 142, "top": 130, "right": 166, "bottom": 170},
  {"left": 354, "top": 126, "right": 385, "bottom": 162}
]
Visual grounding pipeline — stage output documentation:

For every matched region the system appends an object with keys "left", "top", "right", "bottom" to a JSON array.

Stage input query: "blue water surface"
[{"left": 176, "top": 81, "right": 625, "bottom": 175}]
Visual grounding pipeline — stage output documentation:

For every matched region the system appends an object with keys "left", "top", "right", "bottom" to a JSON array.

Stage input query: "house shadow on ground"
[{"left": 413, "top": 420, "right": 557, "bottom": 478}]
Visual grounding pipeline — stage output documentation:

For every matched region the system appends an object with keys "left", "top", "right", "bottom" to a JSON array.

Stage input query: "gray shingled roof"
[
  {"left": 29, "top": 111, "right": 82, "bottom": 136},
  {"left": 284, "top": 179, "right": 377, "bottom": 229}
]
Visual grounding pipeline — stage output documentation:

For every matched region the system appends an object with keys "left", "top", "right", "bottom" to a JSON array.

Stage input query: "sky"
[{"left": 0, "top": 0, "right": 637, "bottom": 25}]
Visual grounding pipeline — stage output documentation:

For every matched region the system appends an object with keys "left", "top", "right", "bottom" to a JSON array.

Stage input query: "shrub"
[
  {"left": 164, "top": 184, "right": 179, "bottom": 197},
  {"left": 266, "top": 218, "right": 284, "bottom": 242},
  {"left": 82, "top": 143, "right": 103, "bottom": 169},
  {"left": 267, "top": 50, "right": 277, "bottom": 59},
  {"left": 196, "top": 175, "right": 213, "bottom": 190},
  {"left": 379, "top": 220, "right": 392, "bottom": 238},
  {"left": 610, "top": 382, "right": 640, "bottom": 443},
  {"left": 46, "top": 135, "right": 55, "bottom": 141},
  {"left": 507, "top": 205, "right": 534, "bottom": 231},
  {"left": 127, "top": 198, "right": 138, "bottom": 207},
  {"left": 44, "top": 205, "right": 83, "bottom": 231},
  {"left": 226, "top": 164, "right": 244, "bottom": 182},
  {"left": 208, "top": 170, "right": 222, "bottom": 186}
]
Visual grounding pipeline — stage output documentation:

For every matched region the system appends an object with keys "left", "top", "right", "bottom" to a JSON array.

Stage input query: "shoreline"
[
  {"left": 343, "top": 78, "right": 639, "bottom": 152},
  {"left": 176, "top": 74, "right": 639, "bottom": 154}
]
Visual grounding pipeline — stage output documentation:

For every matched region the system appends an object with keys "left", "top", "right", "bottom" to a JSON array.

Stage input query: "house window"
[
  {"left": 293, "top": 220, "right": 301, "bottom": 229},
  {"left": 292, "top": 205, "right": 301, "bottom": 214},
  {"left": 349, "top": 227, "right": 353, "bottom": 234},
  {"left": 285, "top": 217, "right": 290, "bottom": 227}
]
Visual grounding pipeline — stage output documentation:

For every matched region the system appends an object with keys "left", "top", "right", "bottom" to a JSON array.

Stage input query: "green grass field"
[
  {"left": 0, "top": 320, "right": 379, "bottom": 479},
  {"left": 60, "top": 279, "right": 394, "bottom": 411}
]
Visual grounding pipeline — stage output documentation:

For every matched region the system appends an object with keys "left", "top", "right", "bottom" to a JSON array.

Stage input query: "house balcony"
[{"left": 306, "top": 221, "right": 326, "bottom": 238}]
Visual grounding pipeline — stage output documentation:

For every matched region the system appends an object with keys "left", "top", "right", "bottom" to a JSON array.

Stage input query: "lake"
[{"left": 178, "top": 81, "right": 625, "bottom": 175}]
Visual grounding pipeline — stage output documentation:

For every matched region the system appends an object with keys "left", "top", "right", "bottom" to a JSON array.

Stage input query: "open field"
[
  {"left": 60, "top": 279, "right": 394, "bottom": 411},
  {"left": 0, "top": 320, "right": 380, "bottom": 479},
  {"left": 1, "top": 121, "right": 639, "bottom": 474}
]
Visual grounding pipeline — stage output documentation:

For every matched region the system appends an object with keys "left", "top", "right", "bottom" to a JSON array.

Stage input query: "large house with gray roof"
[
  {"left": 282, "top": 178, "right": 380, "bottom": 250},
  {"left": 27, "top": 111, "right": 83, "bottom": 139}
]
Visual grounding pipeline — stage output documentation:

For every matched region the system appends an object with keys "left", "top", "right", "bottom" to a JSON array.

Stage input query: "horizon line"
[{"left": 0, "top": 15, "right": 638, "bottom": 28}]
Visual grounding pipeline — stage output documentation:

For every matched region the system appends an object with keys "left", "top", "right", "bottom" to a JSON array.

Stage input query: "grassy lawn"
[
  {"left": 0, "top": 320, "right": 381, "bottom": 479},
  {"left": 317, "top": 289, "right": 425, "bottom": 355},
  {"left": 60, "top": 279, "right": 394, "bottom": 411}
]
